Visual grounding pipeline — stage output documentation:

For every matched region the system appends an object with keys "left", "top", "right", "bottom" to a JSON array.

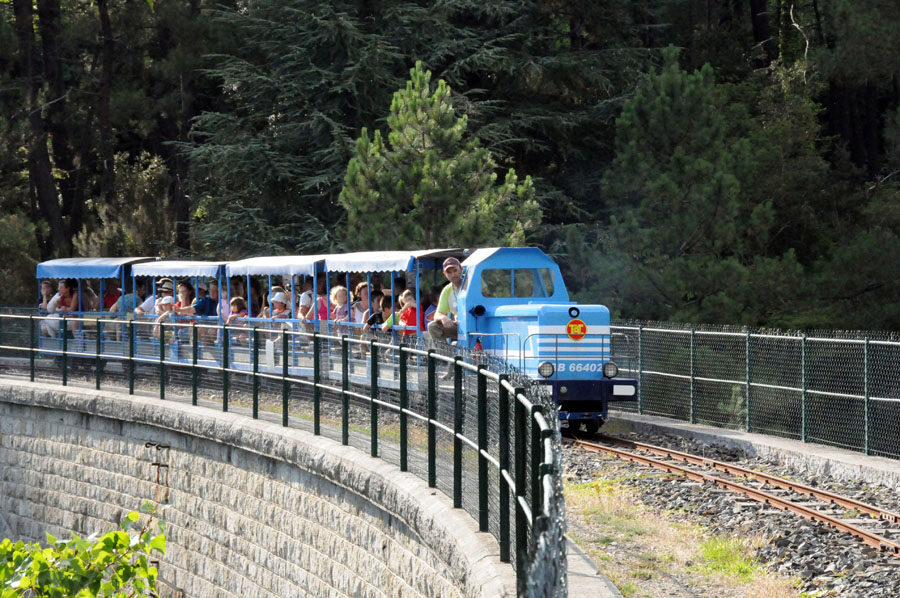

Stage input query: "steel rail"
[
  {"left": 569, "top": 437, "right": 900, "bottom": 554},
  {"left": 596, "top": 436, "right": 900, "bottom": 525}
]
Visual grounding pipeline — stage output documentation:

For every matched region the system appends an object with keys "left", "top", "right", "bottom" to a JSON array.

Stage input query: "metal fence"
[
  {"left": 610, "top": 320, "right": 900, "bottom": 460},
  {"left": 0, "top": 311, "right": 566, "bottom": 597}
]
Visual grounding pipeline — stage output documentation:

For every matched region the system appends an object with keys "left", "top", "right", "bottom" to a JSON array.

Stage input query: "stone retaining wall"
[{"left": 0, "top": 380, "right": 515, "bottom": 597}]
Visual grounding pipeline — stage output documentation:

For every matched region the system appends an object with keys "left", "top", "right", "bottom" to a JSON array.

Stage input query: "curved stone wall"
[{"left": 0, "top": 380, "right": 515, "bottom": 597}]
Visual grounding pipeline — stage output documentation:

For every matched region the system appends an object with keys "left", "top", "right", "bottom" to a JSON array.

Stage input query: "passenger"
[
  {"left": 352, "top": 282, "right": 370, "bottom": 324},
  {"left": 55, "top": 278, "right": 79, "bottom": 315},
  {"left": 330, "top": 285, "right": 349, "bottom": 323},
  {"left": 39, "top": 279, "right": 61, "bottom": 337},
  {"left": 109, "top": 279, "right": 146, "bottom": 314},
  {"left": 302, "top": 278, "right": 329, "bottom": 330},
  {"left": 206, "top": 280, "right": 220, "bottom": 317},
  {"left": 192, "top": 280, "right": 217, "bottom": 319},
  {"left": 428, "top": 257, "right": 463, "bottom": 378},
  {"left": 381, "top": 289, "right": 421, "bottom": 337},
  {"left": 362, "top": 292, "right": 388, "bottom": 332},
  {"left": 152, "top": 296, "right": 176, "bottom": 339},
  {"left": 39, "top": 280, "right": 57, "bottom": 312},
  {"left": 81, "top": 284, "right": 100, "bottom": 312},
  {"left": 257, "top": 285, "right": 285, "bottom": 318},
  {"left": 225, "top": 297, "right": 248, "bottom": 326},
  {"left": 270, "top": 292, "right": 290, "bottom": 319},
  {"left": 102, "top": 279, "right": 121, "bottom": 310},
  {"left": 174, "top": 281, "right": 195, "bottom": 317},
  {"left": 297, "top": 278, "right": 313, "bottom": 320},
  {"left": 134, "top": 278, "right": 173, "bottom": 316}
]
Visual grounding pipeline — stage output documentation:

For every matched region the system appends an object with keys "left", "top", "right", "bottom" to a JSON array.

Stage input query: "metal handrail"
[{"left": 0, "top": 312, "right": 563, "bottom": 589}]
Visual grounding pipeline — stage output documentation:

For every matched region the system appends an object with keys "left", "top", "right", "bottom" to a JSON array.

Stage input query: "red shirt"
[
  {"left": 103, "top": 290, "right": 122, "bottom": 309},
  {"left": 397, "top": 307, "right": 422, "bottom": 335}
]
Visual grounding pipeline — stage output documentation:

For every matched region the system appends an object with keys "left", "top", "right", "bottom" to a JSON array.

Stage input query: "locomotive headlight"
[
  {"left": 603, "top": 362, "right": 619, "bottom": 378},
  {"left": 538, "top": 361, "right": 555, "bottom": 378},
  {"left": 559, "top": 385, "right": 568, "bottom": 395}
]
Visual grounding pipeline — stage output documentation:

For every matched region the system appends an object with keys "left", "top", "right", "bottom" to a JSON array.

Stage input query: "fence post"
[
  {"left": 453, "top": 356, "right": 463, "bottom": 509},
  {"left": 341, "top": 335, "right": 349, "bottom": 445},
  {"left": 427, "top": 350, "right": 436, "bottom": 488},
  {"left": 61, "top": 318, "right": 68, "bottom": 386},
  {"left": 637, "top": 324, "right": 643, "bottom": 414},
  {"left": 128, "top": 321, "right": 135, "bottom": 395},
  {"left": 745, "top": 329, "right": 751, "bottom": 432},
  {"left": 514, "top": 389, "right": 527, "bottom": 586},
  {"left": 29, "top": 316, "right": 35, "bottom": 382},
  {"left": 370, "top": 339, "right": 379, "bottom": 458},
  {"left": 192, "top": 324, "right": 199, "bottom": 407},
  {"left": 864, "top": 337, "right": 870, "bottom": 456},
  {"left": 95, "top": 320, "right": 102, "bottom": 390},
  {"left": 282, "top": 332, "right": 289, "bottom": 427},
  {"left": 497, "top": 375, "right": 511, "bottom": 563},
  {"left": 689, "top": 328, "right": 695, "bottom": 424},
  {"left": 159, "top": 323, "right": 166, "bottom": 400},
  {"left": 530, "top": 404, "right": 542, "bottom": 520},
  {"left": 477, "top": 365, "right": 488, "bottom": 532},
  {"left": 800, "top": 335, "right": 807, "bottom": 442},
  {"left": 313, "top": 334, "right": 321, "bottom": 435},
  {"left": 222, "top": 325, "right": 229, "bottom": 412},
  {"left": 399, "top": 349, "right": 409, "bottom": 472}
]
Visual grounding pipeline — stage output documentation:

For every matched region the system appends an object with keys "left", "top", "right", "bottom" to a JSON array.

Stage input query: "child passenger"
[
  {"left": 330, "top": 285, "right": 349, "bottom": 323},
  {"left": 381, "top": 290, "right": 421, "bottom": 337}
]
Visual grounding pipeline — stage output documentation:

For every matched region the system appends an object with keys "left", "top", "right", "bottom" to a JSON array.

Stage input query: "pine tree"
[
  {"left": 600, "top": 47, "right": 802, "bottom": 324},
  {"left": 340, "top": 62, "right": 540, "bottom": 250}
]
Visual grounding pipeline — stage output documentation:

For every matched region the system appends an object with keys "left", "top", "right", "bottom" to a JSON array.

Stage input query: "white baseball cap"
[{"left": 160, "top": 296, "right": 176, "bottom": 305}]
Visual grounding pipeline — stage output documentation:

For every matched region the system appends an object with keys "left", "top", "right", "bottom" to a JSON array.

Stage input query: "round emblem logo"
[{"left": 566, "top": 319, "right": 587, "bottom": 341}]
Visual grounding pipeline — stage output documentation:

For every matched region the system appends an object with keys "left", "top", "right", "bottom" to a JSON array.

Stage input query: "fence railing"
[
  {"left": 0, "top": 312, "right": 566, "bottom": 597},
  {"left": 610, "top": 321, "right": 900, "bottom": 460}
]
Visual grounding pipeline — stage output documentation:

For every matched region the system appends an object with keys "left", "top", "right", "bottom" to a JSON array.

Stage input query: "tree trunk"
[
  {"left": 36, "top": 0, "right": 86, "bottom": 242},
  {"left": 748, "top": 0, "right": 774, "bottom": 66},
  {"left": 96, "top": 0, "right": 116, "bottom": 207},
  {"left": 12, "top": 0, "right": 67, "bottom": 259}
]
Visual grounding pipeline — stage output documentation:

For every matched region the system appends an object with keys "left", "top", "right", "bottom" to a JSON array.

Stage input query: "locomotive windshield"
[{"left": 480, "top": 268, "right": 555, "bottom": 298}]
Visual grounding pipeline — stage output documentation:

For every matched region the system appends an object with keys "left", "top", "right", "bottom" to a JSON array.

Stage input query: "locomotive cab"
[{"left": 457, "top": 247, "right": 637, "bottom": 431}]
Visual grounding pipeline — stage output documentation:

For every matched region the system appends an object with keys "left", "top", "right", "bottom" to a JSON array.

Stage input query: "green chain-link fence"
[
  {"left": 611, "top": 320, "right": 900, "bottom": 459},
  {"left": 0, "top": 311, "right": 567, "bottom": 596}
]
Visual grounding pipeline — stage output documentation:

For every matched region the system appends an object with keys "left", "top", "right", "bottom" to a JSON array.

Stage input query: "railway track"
[{"left": 567, "top": 434, "right": 900, "bottom": 555}]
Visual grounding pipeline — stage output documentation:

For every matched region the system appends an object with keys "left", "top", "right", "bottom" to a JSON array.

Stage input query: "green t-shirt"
[{"left": 437, "top": 283, "right": 460, "bottom": 319}]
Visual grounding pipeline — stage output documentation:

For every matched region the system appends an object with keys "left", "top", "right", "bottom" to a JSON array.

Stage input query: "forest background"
[{"left": 1, "top": 0, "right": 898, "bottom": 330}]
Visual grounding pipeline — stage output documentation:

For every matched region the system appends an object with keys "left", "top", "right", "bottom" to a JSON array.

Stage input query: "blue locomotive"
[{"left": 456, "top": 248, "right": 637, "bottom": 433}]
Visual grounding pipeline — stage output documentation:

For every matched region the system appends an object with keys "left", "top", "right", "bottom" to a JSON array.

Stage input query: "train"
[{"left": 34, "top": 247, "right": 637, "bottom": 432}]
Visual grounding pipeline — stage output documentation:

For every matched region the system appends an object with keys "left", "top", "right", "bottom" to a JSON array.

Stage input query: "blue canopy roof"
[
  {"left": 37, "top": 257, "right": 155, "bottom": 279},
  {"left": 225, "top": 255, "right": 324, "bottom": 277},
  {"left": 132, "top": 260, "right": 226, "bottom": 278},
  {"left": 324, "top": 249, "right": 462, "bottom": 273}
]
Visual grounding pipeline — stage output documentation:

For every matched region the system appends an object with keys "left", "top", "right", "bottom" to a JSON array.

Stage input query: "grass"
[
  {"left": 565, "top": 477, "right": 802, "bottom": 597},
  {"left": 697, "top": 537, "right": 762, "bottom": 581}
]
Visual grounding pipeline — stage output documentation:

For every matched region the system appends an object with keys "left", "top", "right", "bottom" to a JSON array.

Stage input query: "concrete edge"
[
  {"left": 566, "top": 536, "right": 622, "bottom": 598},
  {"left": 0, "top": 379, "right": 516, "bottom": 598},
  {"left": 607, "top": 412, "right": 900, "bottom": 491}
]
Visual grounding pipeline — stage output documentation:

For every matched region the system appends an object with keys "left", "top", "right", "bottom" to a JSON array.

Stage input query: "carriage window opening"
[{"left": 481, "top": 268, "right": 555, "bottom": 298}]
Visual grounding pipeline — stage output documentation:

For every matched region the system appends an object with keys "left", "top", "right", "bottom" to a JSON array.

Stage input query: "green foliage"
[
  {"left": 598, "top": 48, "right": 802, "bottom": 324},
  {"left": 73, "top": 154, "right": 177, "bottom": 258},
  {"left": 340, "top": 62, "right": 540, "bottom": 249},
  {"left": 0, "top": 509, "right": 166, "bottom": 597},
  {"left": 0, "top": 214, "right": 39, "bottom": 306}
]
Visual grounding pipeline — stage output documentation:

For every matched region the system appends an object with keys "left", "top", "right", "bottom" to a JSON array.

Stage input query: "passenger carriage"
[
  {"left": 35, "top": 257, "right": 155, "bottom": 356},
  {"left": 129, "top": 260, "right": 228, "bottom": 363}
]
